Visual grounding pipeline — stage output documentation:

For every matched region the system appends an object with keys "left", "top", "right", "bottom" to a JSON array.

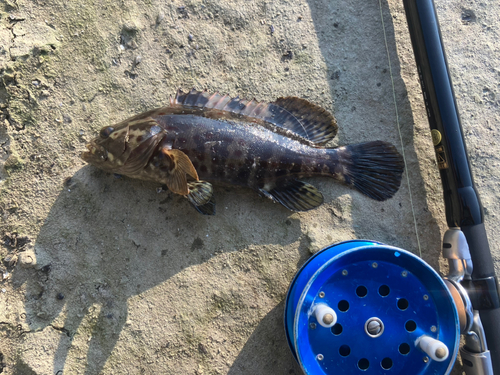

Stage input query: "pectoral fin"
[
  {"left": 259, "top": 180, "right": 323, "bottom": 212},
  {"left": 162, "top": 148, "right": 199, "bottom": 195}
]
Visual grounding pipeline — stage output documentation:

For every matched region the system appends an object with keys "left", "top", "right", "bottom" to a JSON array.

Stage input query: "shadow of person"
[
  {"left": 222, "top": 0, "right": 447, "bottom": 373},
  {"left": 12, "top": 165, "right": 303, "bottom": 374},
  {"left": 228, "top": 302, "right": 302, "bottom": 375},
  {"left": 303, "top": 0, "right": 443, "bottom": 268},
  {"left": 9, "top": 2, "right": 446, "bottom": 373}
]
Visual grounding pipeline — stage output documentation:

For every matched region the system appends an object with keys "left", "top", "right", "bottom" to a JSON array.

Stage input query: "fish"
[{"left": 81, "top": 89, "right": 404, "bottom": 215}]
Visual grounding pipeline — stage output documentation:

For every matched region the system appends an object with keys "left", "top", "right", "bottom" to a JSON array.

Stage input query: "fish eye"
[{"left": 99, "top": 126, "right": 115, "bottom": 139}]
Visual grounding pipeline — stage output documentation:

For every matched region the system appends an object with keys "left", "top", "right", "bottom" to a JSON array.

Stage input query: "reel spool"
[{"left": 285, "top": 240, "right": 460, "bottom": 374}]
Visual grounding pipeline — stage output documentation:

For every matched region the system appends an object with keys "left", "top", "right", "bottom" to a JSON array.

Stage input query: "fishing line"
[{"left": 378, "top": 0, "right": 422, "bottom": 258}]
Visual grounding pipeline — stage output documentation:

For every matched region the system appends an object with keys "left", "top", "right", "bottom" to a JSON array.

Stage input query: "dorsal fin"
[
  {"left": 272, "top": 97, "right": 338, "bottom": 145},
  {"left": 170, "top": 89, "right": 337, "bottom": 146}
]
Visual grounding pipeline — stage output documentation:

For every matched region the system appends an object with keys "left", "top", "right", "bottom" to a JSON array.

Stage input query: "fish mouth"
[
  {"left": 81, "top": 142, "right": 108, "bottom": 163},
  {"left": 80, "top": 144, "right": 93, "bottom": 162}
]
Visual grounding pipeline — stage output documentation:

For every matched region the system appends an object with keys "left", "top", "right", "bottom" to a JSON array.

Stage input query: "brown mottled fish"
[{"left": 81, "top": 89, "right": 404, "bottom": 215}]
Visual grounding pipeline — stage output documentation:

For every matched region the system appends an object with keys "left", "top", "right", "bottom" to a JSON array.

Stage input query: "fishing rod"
[
  {"left": 403, "top": 0, "right": 500, "bottom": 373},
  {"left": 283, "top": 1, "right": 499, "bottom": 374}
]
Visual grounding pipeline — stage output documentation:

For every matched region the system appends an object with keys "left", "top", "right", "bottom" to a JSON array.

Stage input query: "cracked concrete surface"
[{"left": 0, "top": 0, "right": 499, "bottom": 374}]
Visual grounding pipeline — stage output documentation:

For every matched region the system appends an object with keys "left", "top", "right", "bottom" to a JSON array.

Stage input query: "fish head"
[
  {"left": 81, "top": 123, "right": 130, "bottom": 172},
  {"left": 81, "top": 117, "right": 165, "bottom": 174}
]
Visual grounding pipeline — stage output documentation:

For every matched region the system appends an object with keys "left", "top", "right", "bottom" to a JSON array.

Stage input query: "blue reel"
[{"left": 285, "top": 240, "right": 460, "bottom": 374}]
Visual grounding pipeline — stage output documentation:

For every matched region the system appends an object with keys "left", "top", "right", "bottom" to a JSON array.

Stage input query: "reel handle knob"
[
  {"left": 417, "top": 335, "right": 450, "bottom": 362},
  {"left": 314, "top": 304, "right": 337, "bottom": 328}
]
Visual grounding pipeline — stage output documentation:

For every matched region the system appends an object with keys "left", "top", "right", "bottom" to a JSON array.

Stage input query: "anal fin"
[{"left": 259, "top": 180, "right": 323, "bottom": 212}]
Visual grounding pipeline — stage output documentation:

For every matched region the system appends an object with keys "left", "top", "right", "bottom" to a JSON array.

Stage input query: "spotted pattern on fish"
[{"left": 81, "top": 89, "right": 404, "bottom": 214}]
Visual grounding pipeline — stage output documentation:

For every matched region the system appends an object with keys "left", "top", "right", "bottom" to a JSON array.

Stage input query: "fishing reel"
[{"left": 284, "top": 229, "right": 493, "bottom": 375}]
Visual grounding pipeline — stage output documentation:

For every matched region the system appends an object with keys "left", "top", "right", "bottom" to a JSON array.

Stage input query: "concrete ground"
[{"left": 0, "top": 0, "right": 498, "bottom": 374}]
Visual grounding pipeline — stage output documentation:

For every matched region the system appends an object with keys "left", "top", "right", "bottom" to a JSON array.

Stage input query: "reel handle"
[{"left": 403, "top": 0, "right": 500, "bottom": 373}]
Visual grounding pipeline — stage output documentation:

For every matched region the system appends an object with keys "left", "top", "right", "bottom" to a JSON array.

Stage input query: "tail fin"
[{"left": 335, "top": 141, "right": 404, "bottom": 201}]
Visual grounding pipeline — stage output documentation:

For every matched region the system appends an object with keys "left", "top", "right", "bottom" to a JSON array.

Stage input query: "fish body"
[
  {"left": 82, "top": 89, "right": 404, "bottom": 214},
  {"left": 153, "top": 115, "right": 336, "bottom": 187}
]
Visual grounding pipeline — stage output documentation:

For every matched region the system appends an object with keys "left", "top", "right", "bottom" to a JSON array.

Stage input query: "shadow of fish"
[{"left": 81, "top": 89, "right": 404, "bottom": 215}]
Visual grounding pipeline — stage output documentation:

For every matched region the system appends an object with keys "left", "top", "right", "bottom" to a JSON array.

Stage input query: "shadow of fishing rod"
[{"left": 404, "top": 0, "right": 500, "bottom": 373}]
